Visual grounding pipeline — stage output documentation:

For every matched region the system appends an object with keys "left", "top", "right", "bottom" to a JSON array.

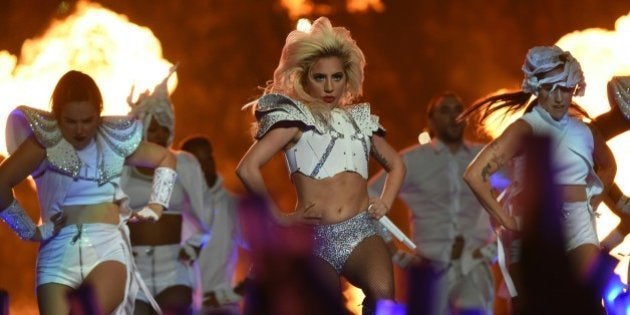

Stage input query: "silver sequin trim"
[
  {"left": 15, "top": 106, "right": 142, "bottom": 185},
  {"left": 310, "top": 137, "right": 338, "bottom": 178},
  {"left": 0, "top": 199, "right": 36, "bottom": 240},
  {"left": 611, "top": 76, "right": 630, "bottom": 120}
]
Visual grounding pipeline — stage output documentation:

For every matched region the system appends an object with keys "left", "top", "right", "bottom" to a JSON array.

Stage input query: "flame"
[
  {"left": 279, "top": 0, "right": 384, "bottom": 19},
  {"left": 481, "top": 12, "right": 630, "bottom": 281},
  {"left": 344, "top": 284, "right": 365, "bottom": 314},
  {"left": 346, "top": 0, "right": 385, "bottom": 13},
  {"left": 0, "top": 0, "right": 176, "bottom": 154},
  {"left": 280, "top": 0, "right": 318, "bottom": 19}
]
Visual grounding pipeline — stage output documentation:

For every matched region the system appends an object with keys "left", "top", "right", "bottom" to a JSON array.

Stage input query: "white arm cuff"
[{"left": 149, "top": 167, "right": 177, "bottom": 208}]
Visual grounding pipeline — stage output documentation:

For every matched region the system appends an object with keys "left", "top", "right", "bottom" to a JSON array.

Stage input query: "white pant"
[
  {"left": 432, "top": 261, "right": 495, "bottom": 315},
  {"left": 132, "top": 244, "right": 195, "bottom": 303}
]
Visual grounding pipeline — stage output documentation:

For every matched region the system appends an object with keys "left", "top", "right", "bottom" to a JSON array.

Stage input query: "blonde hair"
[{"left": 265, "top": 17, "right": 365, "bottom": 115}]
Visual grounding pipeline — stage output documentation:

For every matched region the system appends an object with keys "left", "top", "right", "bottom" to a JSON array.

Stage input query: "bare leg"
[
  {"left": 155, "top": 285, "right": 193, "bottom": 315},
  {"left": 84, "top": 260, "right": 127, "bottom": 313},
  {"left": 567, "top": 243, "right": 600, "bottom": 282},
  {"left": 37, "top": 283, "right": 73, "bottom": 315},
  {"left": 342, "top": 235, "right": 394, "bottom": 313}
]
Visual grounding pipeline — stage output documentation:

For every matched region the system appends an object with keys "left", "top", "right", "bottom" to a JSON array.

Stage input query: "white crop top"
[
  {"left": 254, "top": 93, "right": 385, "bottom": 180},
  {"left": 519, "top": 105, "right": 594, "bottom": 186},
  {"left": 63, "top": 140, "right": 117, "bottom": 206},
  {"left": 284, "top": 109, "right": 369, "bottom": 179}
]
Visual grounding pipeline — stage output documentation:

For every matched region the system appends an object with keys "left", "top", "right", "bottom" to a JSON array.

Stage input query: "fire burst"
[{"left": 0, "top": 0, "right": 176, "bottom": 154}]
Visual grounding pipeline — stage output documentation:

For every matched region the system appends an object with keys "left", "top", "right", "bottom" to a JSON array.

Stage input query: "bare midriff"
[
  {"left": 128, "top": 213, "right": 182, "bottom": 246},
  {"left": 291, "top": 171, "right": 369, "bottom": 225},
  {"left": 61, "top": 202, "right": 120, "bottom": 226},
  {"left": 561, "top": 184, "right": 588, "bottom": 203}
]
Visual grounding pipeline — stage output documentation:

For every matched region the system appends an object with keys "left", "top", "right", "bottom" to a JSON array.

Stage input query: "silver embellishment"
[
  {"left": 0, "top": 199, "right": 36, "bottom": 240},
  {"left": 610, "top": 76, "right": 630, "bottom": 120},
  {"left": 149, "top": 167, "right": 178, "bottom": 208},
  {"left": 310, "top": 137, "right": 338, "bottom": 178},
  {"left": 255, "top": 94, "right": 327, "bottom": 139},
  {"left": 13, "top": 107, "right": 142, "bottom": 185},
  {"left": 312, "top": 212, "right": 378, "bottom": 273}
]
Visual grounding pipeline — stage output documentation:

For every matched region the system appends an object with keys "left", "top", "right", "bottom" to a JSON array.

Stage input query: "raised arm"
[
  {"left": 463, "top": 120, "right": 531, "bottom": 231},
  {"left": 236, "top": 126, "right": 300, "bottom": 223},
  {"left": 368, "top": 134, "right": 406, "bottom": 219}
]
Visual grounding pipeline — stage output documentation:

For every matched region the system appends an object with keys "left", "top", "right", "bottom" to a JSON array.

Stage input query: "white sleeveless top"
[
  {"left": 519, "top": 105, "right": 593, "bottom": 186},
  {"left": 63, "top": 140, "right": 117, "bottom": 206},
  {"left": 254, "top": 93, "right": 384, "bottom": 180}
]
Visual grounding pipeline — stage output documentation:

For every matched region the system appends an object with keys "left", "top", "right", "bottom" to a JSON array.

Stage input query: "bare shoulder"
[{"left": 498, "top": 119, "right": 533, "bottom": 141}]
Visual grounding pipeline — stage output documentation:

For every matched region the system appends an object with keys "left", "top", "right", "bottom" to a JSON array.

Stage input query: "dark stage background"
[{"left": 0, "top": 0, "right": 628, "bottom": 313}]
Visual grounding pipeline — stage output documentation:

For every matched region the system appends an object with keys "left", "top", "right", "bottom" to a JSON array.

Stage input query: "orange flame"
[
  {"left": 279, "top": 0, "right": 384, "bottom": 19},
  {"left": 346, "top": 0, "right": 385, "bottom": 13},
  {"left": 0, "top": 0, "right": 176, "bottom": 154}
]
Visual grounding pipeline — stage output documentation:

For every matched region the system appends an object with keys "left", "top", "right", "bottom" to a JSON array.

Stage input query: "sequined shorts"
[{"left": 313, "top": 211, "right": 378, "bottom": 273}]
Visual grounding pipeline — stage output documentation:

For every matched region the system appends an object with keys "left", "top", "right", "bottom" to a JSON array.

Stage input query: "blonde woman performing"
[{"left": 236, "top": 17, "right": 405, "bottom": 314}]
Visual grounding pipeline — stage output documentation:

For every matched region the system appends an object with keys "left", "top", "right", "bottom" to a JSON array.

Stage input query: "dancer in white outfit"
[
  {"left": 460, "top": 46, "right": 616, "bottom": 312},
  {"left": 0, "top": 70, "right": 177, "bottom": 314},
  {"left": 122, "top": 68, "right": 210, "bottom": 314},
  {"left": 181, "top": 136, "right": 247, "bottom": 315}
]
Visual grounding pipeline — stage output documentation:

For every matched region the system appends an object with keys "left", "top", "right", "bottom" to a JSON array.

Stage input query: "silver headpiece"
[
  {"left": 128, "top": 65, "right": 178, "bottom": 146},
  {"left": 521, "top": 45, "right": 586, "bottom": 97}
]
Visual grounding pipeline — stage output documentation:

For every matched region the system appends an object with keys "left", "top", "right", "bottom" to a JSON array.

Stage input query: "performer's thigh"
[{"left": 342, "top": 235, "right": 394, "bottom": 300}]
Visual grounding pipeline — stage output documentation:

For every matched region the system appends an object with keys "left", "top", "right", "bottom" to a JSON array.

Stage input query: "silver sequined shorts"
[{"left": 313, "top": 211, "right": 378, "bottom": 273}]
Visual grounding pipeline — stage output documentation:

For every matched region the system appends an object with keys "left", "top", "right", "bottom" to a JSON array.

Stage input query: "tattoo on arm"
[
  {"left": 481, "top": 141, "right": 506, "bottom": 183},
  {"left": 371, "top": 140, "right": 392, "bottom": 171}
]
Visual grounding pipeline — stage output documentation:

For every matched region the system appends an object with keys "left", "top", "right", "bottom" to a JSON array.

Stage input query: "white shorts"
[
  {"left": 506, "top": 200, "right": 599, "bottom": 263},
  {"left": 37, "top": 223, "right": 129, "bottom": 288},
  {"left": 562, "top": 200, "right": 599, "bottom": 251},
  {"left": 132, "top": 244, "right": 195, "bottom": 303}
]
